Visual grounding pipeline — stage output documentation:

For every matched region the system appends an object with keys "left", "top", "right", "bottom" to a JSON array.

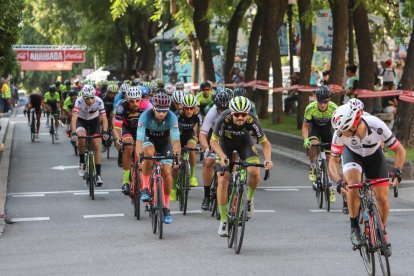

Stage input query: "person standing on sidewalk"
[{"left": 1, "top": 78, "right": 12, "bottom": 113}]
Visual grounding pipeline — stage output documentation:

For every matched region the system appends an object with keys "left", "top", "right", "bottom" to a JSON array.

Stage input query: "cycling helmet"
[
  {"left": 126, "top": 86, "right": 142, "bottom": 100},
  {"left": 151, "top": 92, "right": 171, "bottom": 107},
  {"left": 68, "top": 90, "right": 78, "bottom": 97},
  {"left": 229, "top": 96, "right": 252, "bottom": 113},
  {"left": 233, "top": 87, "right": 247, "bottom": 97},
  {"left": 200, "top": 81, "right": 211, "bottom": 90},
  {"left": 123, "top": 80, "right": 131, "bottom": 85},
  {"left": 48, "top": 86, "right": 56, "bottom": 93},
  {"left": 164, "top": 83, "right": 175, "bottom": 95},
  {"left": 213, "top": 90, "right": 231, "bottom": 109},
  {"left": 155, "top": 78, "right": 164, "bottom": 88},
  {"left": 107, "top": 84, "right": 119, "bottom": 93},
  {"left": 155, "top": 88, "right": 167, "bottom": 94},
  {"left": 316, "top": 86, "right": 332, "bottom": 100},
  {"left": 81, "top": 84, "right": 96, "bottom": 97},
  {"left": 175, "top": 82, "right": 185, "bottom": 90},
  {"left": 172, "top": 90, "right": 185, "bottom": 104},
  {"left": 54, "top": 80, "right": 61, "bottom": 86},
  {"left": 216, "top": 86, "right": 233, "bottom": 98},
  {"left": 348, "top": 98, "right": 364, "bottom": 111},
  {"left": 182, "top": 94, "right": 197, "bottom": 108},
  {"left": 331, "top": 103, "right": 363, "bottom": 131},
  {"left": 140, "top": 86, "right": 150, "bottom": 98},
  {"left": 119, "top": 83, "right": 130, "bottom": 94},
  {"left": 64, "top": 80, "right": 71, "bottom": 86}
]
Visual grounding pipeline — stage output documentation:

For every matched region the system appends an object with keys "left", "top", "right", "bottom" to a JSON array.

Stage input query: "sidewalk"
[{"left": 0, "top": 116, "right": 11, "bottom": 235}]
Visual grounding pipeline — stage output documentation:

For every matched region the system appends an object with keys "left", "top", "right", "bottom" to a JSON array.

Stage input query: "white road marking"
[
  {"left": 11, "top": 217, "right": 50, "bottom": 222},
  {"left": 74, "top": 192, "right": 109, "bottom": 195},
  {"left": 83, "top": 213, "right": 125, "bottom": 219},
  {"left": 52, "top": 165, "right": 79, "bottom": 170},
  {"left": 264, "top": 188, "right": 299, "bottom": 192},
  {"left": 12, "top": 194, "right": 45, "bottom": 198},
  {"left": 8, "top": 189, "right": 121, "bottom": 196},
  {"left": 309, "top": 209, "right": 414, "bottom": 213},
  {"left": 258, "top": 186, "right": 312, "bottom": 189},
  {"left": 171, "top": 210, "right": 203, "bottom": 214},
  {"left": 390, "top": 209, "right": 414, "bottom": 212},
  {"left": 254, "top": 210, "right": 276, "bottom": 213}
]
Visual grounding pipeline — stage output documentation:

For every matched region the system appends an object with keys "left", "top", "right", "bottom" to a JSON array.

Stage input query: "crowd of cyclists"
[{"left": 24, "top": 77, "right": 406, "bottom": 257}]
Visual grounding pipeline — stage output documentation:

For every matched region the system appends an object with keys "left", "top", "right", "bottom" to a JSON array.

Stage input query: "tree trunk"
[
  {"left": 193, "top": 0, "right": 215, "bottom": 81},
  {"left": 245, "top": 1, "right": 265, "bottom": 99},
  {"left": 395, "top": 23, "right": 414, "bottom": 148},
  {"left": 189, "top": 34, "right": 200, "bottom": 85},
  {"left": 328, "top": 0, "right": 348, "bottom": 105},
  {"left": 296, "top": 0, "right": 313, "bottom": 129},
  {"left": 224, "top": 0, "right": 252, "bottom": 83},
  {"left": 353, "top": 1, "right": 374, "bottom": 113}
]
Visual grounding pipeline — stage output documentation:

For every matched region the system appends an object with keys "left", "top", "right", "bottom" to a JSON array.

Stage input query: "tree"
[{"left": 0, "top": 0, "right": 24, "bottom": 63}]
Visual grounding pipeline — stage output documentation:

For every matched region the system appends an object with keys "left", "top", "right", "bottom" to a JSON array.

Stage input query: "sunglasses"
[
  {"left": 83, "top": 97, "right": 94, "bottom": 101},
  {"left": 128, "top": 99, "right": 141, "bottom": 103},
  {"left": 318, "top": 99, "right": 329, "bottom": 104},
  {"left": 183, "top": 107, "right": 194, "bottom": 111},
  {"left": 232, "top": 112, "right": 248, "bottom": 118},
  {"left": 155, "top": 108, "right": 169, "bottom": 113}
]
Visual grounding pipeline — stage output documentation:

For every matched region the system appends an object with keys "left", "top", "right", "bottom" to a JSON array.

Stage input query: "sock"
[
  {"left": 143, "top": 175, "right": 150, "bottom": 190},
  {"left": 164, "top": 195, "right": 170, "bottom": 209},
  {"left": 218, "top": 204, "right": 227, "bottom": 222},
  {"left": 172, "top": 176, "right": 177, "bottom": 190},
  {"left": 79, "top": 154, "right": 85, "bottom": 164},
  {"left": 95, "top": 164, "right": 101, "bottom": 176},
  {"left": 350, "top": 217, "right": 359, "bottom": 228},
  {"left": 123, "top": 170, "right": 130, "bottom": 184},
  {"left": 204, "top": 186, "right": 211, "bottom": 198},
  {"left": 191, "top": 164, "right": 196, "bottom": 178},
  {"left": 247, "top": 187, "right": 256, "bottom": 201}
]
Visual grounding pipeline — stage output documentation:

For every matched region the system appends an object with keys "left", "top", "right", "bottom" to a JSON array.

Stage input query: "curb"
[{"left": 0, "top": 118, "right": 12, "bottom": 236}]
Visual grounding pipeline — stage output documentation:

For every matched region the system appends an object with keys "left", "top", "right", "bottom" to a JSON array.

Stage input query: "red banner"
[
  {"left": 20, "top": 61, "right": 73, "bottom": 71},
  {"left": 64, "top": 50, "right": 85, "bottom": 62},
  {"left": 15, "top": 50, "right": 85, "bottom": 63}
]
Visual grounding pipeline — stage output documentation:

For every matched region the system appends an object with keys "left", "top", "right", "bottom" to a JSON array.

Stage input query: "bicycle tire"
[
  {"left": 50, "top": 117, "right": 55, "bottom": 144},
  {"left": 227, "top": 186, "right": 236, "bottom": 248},
  {"left": 31, "top": 112, "right": 36, "bottom": 142},
  {"left": 151, "top": 180, "right": 157, "bottom": 234},
  {"left": 359, "top": 206, "right": 375, "bottom": 275},
  {"left": 316, "top": 183, "right": 323, "bottom": 209},
  {"left": 210, "top": 174, "right": 218, "bottom": 216},
  {"left": 157, "top": 177, "right": 163, "bottom": 239},
  {"left": 73, "top": 142, "right": 78, "bottom": 156},
  {"left": 234, "top": 184, "right": 248, "bottom": 254},
  {"left": 134, "top": 168, "right": 141, "bottom": 220},
  {"left": 322, "top": 161, "right": 330, "bottom": 212},
  {"left": 183, "top": 161, "right": 190, "bottom": 216},
  {"left": 106, "top": 143, "right": 110, "bottom": 159},
  {"left": 178, "top": 166, "right": 185, "bottom": 212},
  {"left": 372, "top": 205, "right": 391, "bottom": 276},
  {"left": 89, "top": 153, "right": 95, "bottom": 200}
]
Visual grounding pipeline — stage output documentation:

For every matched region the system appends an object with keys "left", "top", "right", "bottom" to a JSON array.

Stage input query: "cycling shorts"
[
  {"left": 143, "top": 135, "right": 173, "bottom": 165},
  {"left": 122, "top": 126, "right": 137, "bottom": 140},
  {"left": 76, "top": 117, "right": 101, "bottom": 136},
  {"left": 309, "top": 124, "right": 333, "bottom": 152}
]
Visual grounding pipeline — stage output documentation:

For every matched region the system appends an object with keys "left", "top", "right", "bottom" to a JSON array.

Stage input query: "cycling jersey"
[
  {"left": 114, "top": 99, "right": 152, "bottom": 131},
  {"left": 200, "top": 105, "right": 221, "bottom": 135},
  {"left": 113, "top": 92, "right": 125, "bottom": 110},
  {"left": 176, "top": 109, "right": 203, "bottom": 136},
  {"left": 304, "top": 101, "right": 337, "bottom": 127},
  {"left": 211, "top": 110, "right": 267, "bottom": 144},
  {"left": 63, "top": 97, "right": 75, "bottom": 112},
  {"left": 331, "top": 115, "right": 400, "bottom": 158},
  {"left": 136, "top": 109, "right": 180, "bottom": 141},
  {"left": 73, "top": 97, "right": 106, "bottom": 120},
  {"left": 44, "top": 92, "right": 60, "bottom": 111},
  {"left": 196, "top": 92, "right": 213, "bottom": 116},
  {"left": 99, "top": 92, "right": 116, "bottom": 114},
  {"left": 28, "top": 94, "right": 43, "bottom": 110}
]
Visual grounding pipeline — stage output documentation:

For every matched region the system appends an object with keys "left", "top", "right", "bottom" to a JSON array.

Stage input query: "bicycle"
[
  {"left": 30, "top": 109, "right": 36, "bottom": 143},
  {"left": 78, "top": 135, "right": 102, "bottom": 200},
  {"left": 225, "top": 161, "right": 269, "bottom": 254},
  {"left": 123, "top": 141, "right": 141, "bottom": 220},
  {"left": 176, "top": 147, "right": 200, "bottom": 215},
  {"left": 348, "top": 178, "right": 393, "bottom": 276},
  {"left": 104, "top": 121, "right": 113, "bottom": 159},
  {"left": 69, "top": 130, "right": 78, "bottom": 156},
  {"left": 311, "top": 143, "right": 332, "bottom": 212},
  {"left": 139, "top": 153, "right": 178, "bottom": 239}
]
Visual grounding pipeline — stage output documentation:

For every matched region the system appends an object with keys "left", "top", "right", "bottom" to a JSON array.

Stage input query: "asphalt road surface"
[{"left": 1, "top": 112, "right": 413, "bottom": 275}]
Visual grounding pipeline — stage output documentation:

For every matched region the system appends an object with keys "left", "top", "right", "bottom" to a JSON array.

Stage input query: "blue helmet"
[{"left": 140, "top": 86, "right": 150, "bottom": 98}]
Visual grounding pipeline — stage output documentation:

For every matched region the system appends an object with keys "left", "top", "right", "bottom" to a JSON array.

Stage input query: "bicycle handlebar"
[
  {"left": 347, "top": 178, "right": 390, "bottom": 190},
  {"left": 220, "top": 160, "right": 270, "bottom": 180},
  {"left": 139, "top": 153, "right": 179, "bottom": 165},
  {"left": 311, "top": 143, "right": 331, "bottom": 148}
]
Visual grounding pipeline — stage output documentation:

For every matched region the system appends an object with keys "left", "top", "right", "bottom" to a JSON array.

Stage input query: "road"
[{"left": 1, "top": 110, "right": 413, "bottom": 275}]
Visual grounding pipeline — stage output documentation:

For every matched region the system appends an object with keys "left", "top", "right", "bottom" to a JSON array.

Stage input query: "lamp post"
[{"left": 288, "top": 0, "right": 296, "bottom": 75}]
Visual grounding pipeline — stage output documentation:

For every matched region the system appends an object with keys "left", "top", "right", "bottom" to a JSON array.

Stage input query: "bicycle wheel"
[
  {"left": 321, "top": 161, "right": 330, "bottom": 212},
  {"left": 157, "top": 178, "right": 164, "bottom": 239},
  {"left": 151, "top": 180, "right": 157, "bottom": 234},
  {"left": 132, "top": 167, "right": 141, "bottom": 220},
  {"left": 210, "top": 174, "right": 218, "bottom": 216},
  {"left": 177, "top": 167, "right": 185, "bottom": 212},
  {"left": 227, "top": 186, "right": 236, "bottom": 248},
  {"left": 358, "top": 207, "right": 375, "bottom": 275},
  {"left": 30, "top": 113, "right": 36, "bottom": 142},
  {"left": 234, "top": 184, "right": 248, "bottom": 254},
  {"left": 88, "top": 153, "right": 95, "bottom": 200},
  {"left": 372, "top": 205, "right": 391, "bottom": 276},
  {"left": 183, "top": 161, "right": 190, "bottom": 216},
  {"left": 73, "top": 141, "right": 78, "bottom": 156},
  {"left": 106, "top": 137, "right": 111, "bottom": 159},
  {"left": 50, "top": 117, "right": 55, "bottom": 144}
]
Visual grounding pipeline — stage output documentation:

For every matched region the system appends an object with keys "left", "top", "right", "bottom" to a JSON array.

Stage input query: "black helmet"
[
  {"left": 200, "top": 81, "right": 211, "bottom": 90},
  {"left": 213, "top": 90, "right": 231, "bottom": 109},
  {"left": 64, "top": 80, "right": 71, "bottom": 86},
  {"left": 233, "top": 87, "right": 246, "bottom": 97},
  {"left": 48, "top": 86, "right": 56, "bottom": 93},
  {"left": 68, "top": 89, "right": 78, "bottom": 97},
  {"left": 155, "top": 88, "right": 167, "bottom": 94},
  {"left": 316, "top": 86, "right": 331, "bottom": 100},
  {"left": 54, "top": 80, "right": 61, "bottom": 86}
]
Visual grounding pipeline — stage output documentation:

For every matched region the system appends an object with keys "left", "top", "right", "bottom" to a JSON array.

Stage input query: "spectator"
[
  {"left": 231, "top": 67, "right": 245, "bottom": 83},
  {"left": 382, "top": 84, "right": 398, "bottom": 115},
  {"left": 284, "top": 72, "right": 300, "bottom": 115},
  {"left": 395, "top": 60, "right": 404, "bottom": 85},
  {"left": 380, "top": 59, "right": 397, "bottom": 90},
  {"left": 0, "top": 112, "right": 4, "bottom": 152},
  {"left": 1, "top": 78, "right": 12, "bottom": 113},
  {"left": 344, "top": 64, "right": 359, "bottom": 103},
  {"left": 309, "top": 65, "right": 320, "bottom": 86},
  {"left": 321, "top": 70, "right": 330, "bottom": 85}
]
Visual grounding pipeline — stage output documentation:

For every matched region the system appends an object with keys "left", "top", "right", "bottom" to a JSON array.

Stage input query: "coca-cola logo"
[
  {"left": 65, "top": 51, "right": 84, "bottom": 62},
  {"left": 17, "top": 52, "right": 27, "bottom": 60}
]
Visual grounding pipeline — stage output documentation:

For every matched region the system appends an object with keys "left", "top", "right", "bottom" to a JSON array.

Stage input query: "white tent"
[{"left": 85, "top": 67, "right": 110, "bottom": 81}]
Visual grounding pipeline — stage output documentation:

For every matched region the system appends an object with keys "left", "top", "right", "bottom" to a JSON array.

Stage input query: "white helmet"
[
  {"left": 120, "top": 83, "right": 130, "bottom": 94},
  {"left": 81, "top": 84, "right": 96, "bottom": 97},
  {"left": 331, "top": 103, "right": 363, "bottom": 131},
  {"left": 126, "top": 86, "right": 142, "bottom": 100},
  {"left": 164, "top": 83, "right": 175, "bottom": 95},
  {"left": 348, "top": 98, "right": 364, "bottom": 111},
  {"left": 229, "top": 96, "right": 251, "bottom": 113},
  {"left": 172, "top": 90, "right": 184, "bottom": 104}
]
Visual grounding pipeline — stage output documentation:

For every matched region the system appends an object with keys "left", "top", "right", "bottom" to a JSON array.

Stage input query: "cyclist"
[
  {"left": 171, "top": 94, "right": 203, "bottom": 201},
  {"left": 44, "top": 85, "right": 61, "bottom": 140},
  {"left": 302, "top": 86, "right": 337, "bottom": 203},
  {"left": 113, "top": 86, "right": 152, "bottom": 195},
  {"left": 329, "top": 103, "right": 406, "bottom": 252},
  {"left": 71, "top": 84, "right": 109, "bottom": 186},
  {"left": 62, "top": 89, "right": 78, "bottom": 137},
  {"left": 26, "top": 91, "right": 45, "bottom": 138},
  {"left": 175, "top": 82, "right": 185, "bottom": 91},
  {"left": 199, "top": 89, "right": 232, "bottom": 210},
  {"left": 196, "top": 81, "right": 214, "bottom": 117},
  {"left": 54, "top": 80, "right": 62, "bottom": 94},
  {"left": 170, "top": 90, "right": 184, "bottom": 113},
  {"left": 114, "top": 83, "right": 130, "bottom": 109},
  {"left": 135, "top": 92, "right": 181, "bottom": 224},
  {"left": 233, "top": 87, "right": 258, "bottom": 116},
  {"left": 61, "top": 80, "right": 71, "bottom": 101},
  {"left": 164, "top": 83, "right": 175, "bottom": 96},
  {"left": 210, "top": 96, "right": 273, "bottom": 236}
]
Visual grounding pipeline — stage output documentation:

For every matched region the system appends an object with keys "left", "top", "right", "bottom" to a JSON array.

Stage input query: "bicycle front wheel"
[
  {"left": 372, "top": 205, "right": 391, "bottom": 276},
  {"left": 322, "top": 161, "right": 330, "bottom": 212},
  {"left": 210, "top": 174, "right": 218, "bottom": 217},
  {"left": 133, "top": 168, "right": 141, "bottom": 220},
  {"left": 227, "top": 186, "right": 237, "bottom": 248},
  {"left": 157, "top": 178, "right": 164, "bottom": 239},
  {"left": 316, "top": 182, "right": 323, "bottom": 209},
  {"left": 358, "top": 206, "right": 375, "bottom": 275},
  {"left": 183, "top": 161, "right": 190, "bottom": 216},
  {"left": 151, "top": 182, "right": 157, "bottom": 234},
  {"left": 234, "top": 184, "right": 248, "bottom": 254},
  {"left": 88, "top": 153, "right": 95, "bottom": 200}
]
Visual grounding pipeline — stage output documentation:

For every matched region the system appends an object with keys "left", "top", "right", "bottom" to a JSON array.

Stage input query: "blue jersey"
[
  {"left": 136, "top": 109, "right": 180, "bottom": 141},
  {"left": 113, "top": 92, "right": 124, "bottom": 110}
]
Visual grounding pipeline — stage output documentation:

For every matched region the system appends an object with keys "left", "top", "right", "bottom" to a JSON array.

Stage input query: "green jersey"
[
  {"left": 63, "top": 97, "right": 75, "bottom": 112},
  {"left": 196, "top": 92, "right": 213, "bottom": 116},
  {"left": 304, "top": 101, "right": 337, "bottom": 127}
]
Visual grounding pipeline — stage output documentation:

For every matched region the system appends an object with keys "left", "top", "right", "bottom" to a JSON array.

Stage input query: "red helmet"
[{"left": 151, "top": 92, "right": 171, "bottom": 107}]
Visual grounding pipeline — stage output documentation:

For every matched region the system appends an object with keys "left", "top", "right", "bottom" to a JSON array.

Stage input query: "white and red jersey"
[
  {"left": 331, "top": 115, "right": 400, "bottom": 157},
  {"left": 73, "top": 96, "right": 106, "bottom": 120}
]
